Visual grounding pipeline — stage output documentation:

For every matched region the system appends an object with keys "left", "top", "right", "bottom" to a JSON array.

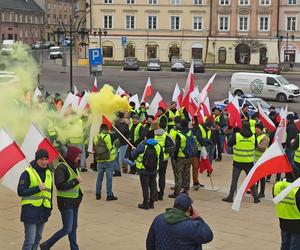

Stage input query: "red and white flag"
[
  {"left": 201, "top": 97, "right": 211, "bottom": 117},
  {"left": 190, "top": 86, "right": 201, "bottom": 117},
  {"left": 128, "top": 94, "right": 140, "bottom": 109},
  {"left": 181, "top": 62, "right": 195, "bottom": 116},
  {"left": 273, "top": 106, "right": 287, "bottom": 144},
  {"left": 102, "top": 115, "right": 113, "bottom": 130},
  {"left": 273, "top": 176, "right": 300, "bottom": 204},
  {"left": 199, "top": 73, "right": 216, "bottom": 103},
  {"left": 172, "top": 83, "right": 182, "bottom": 109},
  {"left": 33, "top": 86, "right": 42, "bottom": 98},
  {"left": 0, "top": 129, "right": 26, "bottom": 179},
  {"left": 226, "top": 95, "right": 242, "bottom": 129},
  {"left": 92, "top": 77, "right": 98, "bottom": 92},
  {"left": 116, "top": 86, "right": 127, "bottom": 96},
  {"left": 60, "top": 92, "right": 80, "bottom": 116},
  {"left": 198, "top": 146, "right": 213, "bottom": 174},
  {"left": 74, "top": 85, "right": 79, "bottom": 95},
  {"left": 258, "top": 103, "right": 276, "bottom": 132},
  {"left": 148, "top": 92, "right": 167, "bottom": 117},
  {"left": 232, "top": 140, "right": 292, "bottom": 211},
  {"left": 141, "top": 77, "right": 153, "bottom": 103},
  {"left": 78, "top": 92, "right": 90, "bottom": 111}
]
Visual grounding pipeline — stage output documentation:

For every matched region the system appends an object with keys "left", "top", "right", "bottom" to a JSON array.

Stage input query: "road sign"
[
  {"left": 89, "top": 48, "right": 102, "bottom": 65},
  {"left": 121, "top": 36, "right": 127, "bottom": 47}
]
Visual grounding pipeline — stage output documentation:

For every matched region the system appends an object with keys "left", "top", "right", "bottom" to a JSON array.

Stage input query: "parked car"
[
  {"left": 1, "top": 40, "right": 15, "bottom": 55},
  {"left": 193, "top": 59, "right": 205, "bottom": 73},
  {"left": 32, "top": 41, "right": 44, "bottom": 50},
  {"left": 263, "top": 63, "right": 281, "bottom": 74},
  {"left": 230, "top": 72, "right": 300, "bottom": 102},
  {"left": 171, "top": 59, "right": 185, "bottom": 72},
  {"left": 49, "top": 46, "right": 62, "bottom": 59},
  {"left": 123, "top": 57, "right": 139, "bottom": 70},
  {"left": 64, "top": 37, "right": 71, "bottom": 46},
  {"left": 147, "top": 58, "right": 161, "bottom": 71},
  {"left": 214, "top": 95, "right": 275, "bottom": 116},
  {"left": 43, "top": 41, "right": 56, "bottom": 49}
]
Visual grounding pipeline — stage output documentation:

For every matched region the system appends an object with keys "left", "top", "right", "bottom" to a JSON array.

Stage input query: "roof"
[{"left": 0, "top": 0, "right": 44, "bottom": 13}]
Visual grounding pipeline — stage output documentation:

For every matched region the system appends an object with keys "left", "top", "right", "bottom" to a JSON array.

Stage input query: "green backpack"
[{"left": 94, "top": 134, "right": 110, "bottom": 161}]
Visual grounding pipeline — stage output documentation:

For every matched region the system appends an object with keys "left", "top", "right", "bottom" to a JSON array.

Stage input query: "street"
[{"left": 40, "top": 60, "right": 300, "bottom": 113}]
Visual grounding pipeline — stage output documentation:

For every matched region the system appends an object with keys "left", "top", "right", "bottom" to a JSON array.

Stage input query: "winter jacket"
[
  {"left": 115, "top": 120, "right": 130, "bottom": 146},
  {"left": 130, "top": 123, "right": 147, "bottom": 146},
  {"left": 174, "top": 127, "right": 191, "bottom": 160},
  {"left": 55, "top": 159, "right": 83, "bottom": 211},
  {"left": 146, "top": 208, "right": 213, "bottom": 250},
  {"left": 286, "top": 121, "right": 298, "bottom": 148},
  {"left": 18, "top": 160, "right": 52, "bottom": 224}
]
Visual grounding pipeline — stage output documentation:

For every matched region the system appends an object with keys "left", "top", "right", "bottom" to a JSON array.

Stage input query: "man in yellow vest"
[
  {"left": 40, "top": 146, "right": 82, "bottom": 250},
  {"left": 157, "top": 107, "right": 168, "bottom": 131},
  {"left": 166, "top": 101, "right": 180, "bottom": 132},
  {"left": 94, "top": 124, "right": 118, "bottom": 201},
  {"left": 273, "top": 172, "right": 300, "bottom": 250},
  {"left": 18, "top": 149, "right": 52, "bottom": 250},
  {"left": 222, "top": 122, "right": 260, "bottom": 203}
]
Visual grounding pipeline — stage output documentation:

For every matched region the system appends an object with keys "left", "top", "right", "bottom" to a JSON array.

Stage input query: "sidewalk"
[{"left": 0, "top": 155, "right": 280, "bottom": 250}]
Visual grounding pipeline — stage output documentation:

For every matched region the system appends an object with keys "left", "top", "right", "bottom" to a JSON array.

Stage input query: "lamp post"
[
  {"left": 279, "top": 33, "right": 295, "bottom": 71},
  {"left": 53, "top": 18, "right": 88, "bottom": 92},
  {"left": 92, "top": 29, "right": 107, "bottom": 48}
]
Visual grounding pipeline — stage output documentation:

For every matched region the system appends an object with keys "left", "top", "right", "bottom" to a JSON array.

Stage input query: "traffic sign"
[
  {"left": 121, "top": 36, "right": 127, "bottom": 47},
  {"left": 89, "top": 48, "right": 102, "bottom": 66}
]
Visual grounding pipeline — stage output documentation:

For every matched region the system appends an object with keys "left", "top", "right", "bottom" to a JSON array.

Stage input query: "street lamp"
[
  {"left": 92, "top": 29, "right": 107, "bottom": 48},
  {"left": 53, "top": 18, "right": 88, "bottom": 92},
  {"left": 78, "top": 27, "right": 89, "bottom": 59}
]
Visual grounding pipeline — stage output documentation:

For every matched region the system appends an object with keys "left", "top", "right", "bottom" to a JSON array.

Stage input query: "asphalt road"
[{"left": 40, "top": 61, "right": 300, "bottom": 113}]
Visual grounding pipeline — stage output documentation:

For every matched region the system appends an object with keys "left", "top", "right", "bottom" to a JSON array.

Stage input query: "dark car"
[
  {"left": 193, "top": 59, "right": 205, "bottom": 73},
  {"left": 123, "top": 57, "right": 139, "bottom": 70},
  {"left": 263, "top": 63, "right": 281, "bottom": 74},
  {"left": 43, "top": 41, "right": 56, "bottom": 49}
]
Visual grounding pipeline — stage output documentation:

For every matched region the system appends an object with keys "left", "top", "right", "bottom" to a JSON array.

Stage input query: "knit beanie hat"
[
  {"left": 66, "top": 146, "right": 82, "bottom": 163},
  {"left": 35, "top": 149, "right": 49, "bottom": 161}
]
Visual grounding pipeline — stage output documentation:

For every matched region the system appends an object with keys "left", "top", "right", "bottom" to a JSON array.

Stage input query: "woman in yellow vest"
[
  {"left": 18, "top": 149, "right": 52, "bottom": 250},
  {"left": 40, "top": 146, "right": 83, "bottom": 250}
]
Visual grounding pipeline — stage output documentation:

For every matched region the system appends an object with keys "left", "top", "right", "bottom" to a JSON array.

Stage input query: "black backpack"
[
  {"left": 94, "top": 134, "right": 110, "bottom": 161},
  {"left": 142, "top": 144, "right": 158, "bottom": 171}
]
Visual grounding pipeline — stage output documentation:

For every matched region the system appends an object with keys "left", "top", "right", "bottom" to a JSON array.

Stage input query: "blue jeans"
[
  {"left": 281, "top": 230, "right": 300, "bottom": 250},
  {"left": 96, "top": 161, "right": 114, "bottom": 196},
  {"left": 285, "top": 148, "right": 294, "bottom": 166},
  {"left": 118, "top": 144, "right": 135, "bottom": 167},
  {"left": 42, "top": 208, "right": 79, "bottom": 250},
  {"left": 22, "top": 223, "right": 45, "bottom": 250}
]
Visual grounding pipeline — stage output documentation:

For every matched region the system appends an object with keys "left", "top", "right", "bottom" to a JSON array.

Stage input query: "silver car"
[
  {"left": 147, "top": 58, "right": 161, "bottom": 71},
  {"left": 171, "top": 59, "right": 185, "bottom": 72}
]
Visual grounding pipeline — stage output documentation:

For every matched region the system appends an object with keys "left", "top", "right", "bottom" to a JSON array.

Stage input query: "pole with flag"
[
  {"left": 141, "top": 77, "right": 153, "bottom": 103},
  {"left": 92, "top": 77, "right": 98, "bottom": 92}
]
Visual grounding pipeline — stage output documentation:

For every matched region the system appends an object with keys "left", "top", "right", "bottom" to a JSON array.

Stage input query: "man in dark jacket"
[
  {"left": 157, "top": 107, "right": 168, "bottom": 131},
  {"left": 146, "top": 194, "right": 213, "bottom": 250},
  {"left": 286, "top": 113, "right": 298, "bottom": 165},
  {"left": 18, "top": 149, "right": 52, "bottom": 250},
  {"left": 40, "top": 146, "right": 83, "bottom": 250}
]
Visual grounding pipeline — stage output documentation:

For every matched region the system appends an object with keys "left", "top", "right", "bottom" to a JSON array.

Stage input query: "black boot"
[
  {"left": 149, "top": 200, "right": 154, "bottom": 209},
  {"left": 138, "top": 201, "right": 149, "bottom": 210}
]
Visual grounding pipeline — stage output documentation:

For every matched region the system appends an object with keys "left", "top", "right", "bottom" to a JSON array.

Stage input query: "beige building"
[
  {"left": 279, "top": 0, "right": 300, "bottom": 64},
  {"left": 206, "top": 0, "right": 279, "bottom": 65},
  {"left": 89, "top": 0, "right": 211, "bottom": 63}
]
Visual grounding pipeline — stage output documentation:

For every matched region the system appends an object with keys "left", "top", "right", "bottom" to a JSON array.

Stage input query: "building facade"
[
  {"left": 207, "top": 0, "right": 279, "bottom": 65},
  {"left": 279, "top": 0, "right": 300, "bottom": 64},
  {"left": 0, "top": 0, "right": 45, "bottom": 44},
  {"left": 90, "top": 0, "right": 211, "bottom": 63}
]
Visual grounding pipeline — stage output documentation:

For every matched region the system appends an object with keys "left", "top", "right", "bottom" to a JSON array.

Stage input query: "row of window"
[
  {"left": 1, "top": 13, "right": 43, "bottom": 24},
  {"left": 2, "top": 30, "right": 40, "bottom": 41},
  {"left": 103, "top": 0, "right": 297, "bottom": 5},
  {"left": 102, "top": 14, "right": 297, "bottom": 32}
]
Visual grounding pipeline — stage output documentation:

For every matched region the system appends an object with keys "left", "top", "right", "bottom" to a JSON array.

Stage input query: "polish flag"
[
  {"left": 148, "top": 92, "right": 167, "bottom": 117},
  {"left": 92, "top": 77, "right": 98, "bottom": 92},
  {"left": 295, "top": 118, "right": 300, "bottom": 132},
  {"left": 128, "top": 94, "right": 140, "bottom": 109},
  {"left": 78, "top": 92, "right": 90, "bottom": 111},
  {"left": 190, "top": 86, "right": 201, "bottom": 117},
  {"left": 102, "top": 115, "right": 113, "bottom": 130},
  {"left": 273, "top": 176, "right": 300, "bottom": 204},
  {"left": 172, "top": 83, "right": 182, "bottom": 109},
  {"left": 226, "top": 95, "right": 242, "bottom": 129},
  {"left": 116, "top": 86, "right": 127, "bottom": 96},
  {"left": 273, "top": 106, "right": 287, "bottom": 144},
  {"left": 74, "top": 85, "right": 79, "bottom": 95},
  {"left": 258, "top": 103, "right": 276, "bottom": 132},
  {"left": 232, "top": 140, "right": 292, "bottom": 211},
  {"left": 181, "top": 62, "right": 195, "bottom": 116},
  {"left": 199, "top": 147, "right": 213, "bottom": 174},
  {"left": 0, "top": 129, "right": 26, "bottom": 178},
  {"left": 199, "top": 73, "right": 216, "bottom": 103},
  {"left": 201, "top": 97, "right": 211, "bottom": 117},
  {"left": 141, "top": 77, "right": 153, "bottom": 103}
]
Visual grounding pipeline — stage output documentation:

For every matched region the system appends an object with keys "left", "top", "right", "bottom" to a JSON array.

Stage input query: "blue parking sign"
[
  {"left": 121, "top": 36, "right": 127, "bottom": 47},
  {"left": 89, "top": 48, "right": 102, "bottom": 65}
]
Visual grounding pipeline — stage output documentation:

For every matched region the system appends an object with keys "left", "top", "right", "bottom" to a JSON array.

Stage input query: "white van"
[{"left": 230, "top": 72, "right": 300, "bottom": 102}]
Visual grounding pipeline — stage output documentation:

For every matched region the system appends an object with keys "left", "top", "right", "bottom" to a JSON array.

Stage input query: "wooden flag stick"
[
  {"left": 111, "top": 124, "right": 136, "bottom": 149},
  {"left": 209, "top": 174, "right": 214, "bottom": 190}
]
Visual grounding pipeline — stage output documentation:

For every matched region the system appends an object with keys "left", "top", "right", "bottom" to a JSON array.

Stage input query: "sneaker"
[
  {"left": 40, "top": 242, "right": 49, "bottom": 250},
  {"left": 192, "top": 183, "right": 204, "bottom": 190},
  {"left": 106, "top": 195, "right": 118, "bottom": 201},
  {"left": 113, "top": 171, "right": 122, "bottom": 177},
  {"left": 258, "top": 193, "right": 265, "bottom": 199},
  {"left": 168, "top": 192, "right": 179, "bottom": 199},
  {"left": 222, "top": 196, "right": 233, "bottom": 203},
  {"left": 138, "top": 203, "right": 149, "bottom": 210},
  {"left": 81, "top": 168, "right": 88, "bottom": 172},
  {"left": 96, "top": 194, "right": 101, "bottom": 200},
  {"left": 254, "top": 198, "right": 261, "bottom": 204}
]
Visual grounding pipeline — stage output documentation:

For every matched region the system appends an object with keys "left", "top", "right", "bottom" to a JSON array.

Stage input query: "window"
[
  {"left": 288, "top": 0, "right": 296, "bottom": 4},
  {"left": 193, "top": 16, "right": 203, "bottom": 30},
  {"left": 239, "top": 0, "right": 249, "bottom": 4},
  {"left": 40, "top": 16, "right": 43, "bottom": 24},
  {"left": 219, "top": 15, "right": 229, "bottom": 31},
  {"left": 171, "top": 0, "right": 180, "bottom": 4},
  {"left": 259, "top": 16, "right": 269, "bottom": 31},
  {"left": 125, "top": 15, "right": 135, "bottom": 29},
  {"left": 103, "top": 46, "right": 113, "bottom": 57},
  {"left": 267, "top": 77, "right": 279, "bottom": 86},
  {"left": 260, "top": 0, "right": 270, "bottom": 5},
  {"left": 35, "top": 16, "right": 38, "bottom": 24},
  {"left": 30, "top": 16, "right": 33, "bottom": 23},
  {"left": 127, "top": 0, "right": 135, "bottom": 3},
  {"left": 238, "top": 16, "right": 249, "bottom": 31},
  {"left": 15, "top": 14, "right": 18, "bottom": 23},
  {"left": 2, "top": 13, "right": 4, "bottom": 22},
  {"left": 25, "top": 16, "right": 28, "bottom": 23},
  {"left": 9, "top": 13, "right": 12, "bottom": 22},
  {"left": 20, "top": 30, "right": 23, "bottom": 38},
  {"left": 194, "top": 0, "right": 203, "bottom": 4},
  {"left": 104, "top": 0, "right": 113, "bottom": 3},
  {"left": 219, "top": 0, "right": 230, "bottom": 4},
  {"left": 19, "top": 15, "right": 23, "bottom": 23},
  {"left": 149, "top": 0, "right": 157, "bottom": 3},
  {"left": 104, "top": 15, "right": 113, "bottom": 29},
  {"left": 148, "top": 16, "right": 157, "bottom": 30},
  {"left": 170, "top": 16, "right": 180, "bottom": 30},
  {"left": 287, "top": 17, "right": 297, "bottom": 31}
]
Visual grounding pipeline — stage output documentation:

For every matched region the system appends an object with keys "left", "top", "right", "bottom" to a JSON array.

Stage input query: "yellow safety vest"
[
  {"left": 130, "top": 122, "right": 143, "bottom": 144},
  {"left": 47, "top": 120, "right": 56, "bottom": 138},
  {"left": 167, "top": 109, "right": 180, "bottom": 127},
  {"left": 136, "top": 143, "right": 161, "bottom": 170},
  {"left": 177, "top": 130, "right": 192, "bottom": 158},
  {"left": 69, "top": 119, "right": 84, "bottom": 144},
  {"left": 255, "top": 133, "right": 267, "bottom": 162},
  {"left": 233, "top": 133, "right": 255, "bottom": 163},
  {"left": 199, "top": 125, "right": 211, "bottom": 139},
  {"left": 169, "top": 128, "right": 177, "bottom": 142},
  {"left": 56, "top": 163, "right": 81, "bottom": 199},
  {"left": 294, "top": 134, "right": 300, "bottom": 164},
  {"left": 21, "top": 167, "right": 52, "bottom": 208},
  {"left": 155, "top": 133, "right": 169, "bottom": 160},
  {"left": 93, "top": 132, "right": 116, "bottom": 162},
  {"left": 249, "top": 119, "right": 256, "bottom": 134},
  {"left": 274, "top": 181, "right": 300, "bottom": 220}
]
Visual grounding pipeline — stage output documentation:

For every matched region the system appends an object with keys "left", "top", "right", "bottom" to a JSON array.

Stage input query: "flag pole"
[
  {"left": 209, "top": 174, "right": 214, "bottom": 190},
  {"left": 111, "top": 124, "right": 136, "bottom": 149}
]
